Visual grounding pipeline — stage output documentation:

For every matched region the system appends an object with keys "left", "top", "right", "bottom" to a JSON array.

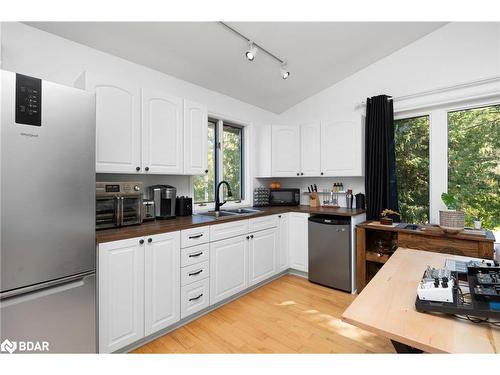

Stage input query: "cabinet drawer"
[
  {"left": 181, "top": 278, "right": 210, "bottom": 319},
  {"left": 181, "top": 243, "right": 209, "bottom": 267},
  {"left": 248, "top": 215, "right": 279, "bottom": 233},
  {"left": 181, "top": 226, "right": 210, "bottom": 248},
  {"left": 181, "top": 261, "right": 209, "bottom": 286},
  {"left": 210, "top": 219, "right": 249, "bottom": 242}
]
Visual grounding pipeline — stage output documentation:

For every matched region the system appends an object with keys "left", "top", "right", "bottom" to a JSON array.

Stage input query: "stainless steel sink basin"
[
  {"left": 195, "top": 208, "right": 261, "bottom": 218},
  {"left": 224, "top": 208, "right": 261, "bottom": 214},
  {"left": 196, "top": 211, "right": 239, "bottom": 218}
]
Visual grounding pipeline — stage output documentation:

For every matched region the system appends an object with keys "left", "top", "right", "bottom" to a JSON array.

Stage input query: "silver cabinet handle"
[
  {"left": 188, "top": 269, "right": 203, "bottom": 277},
  {"left": 188, "top": 234, "right": 203, "bottom": 239},
  {"left": 189, "top": 293, "right": 203, "bottom": 302},
  {"left": 188, "top": 251, "right": 203, "bottom": 258}
]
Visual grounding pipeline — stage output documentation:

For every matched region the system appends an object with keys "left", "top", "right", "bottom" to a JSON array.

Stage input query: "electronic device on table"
[{"left": 415, "top": 259, "right": 500, "bottom": 323}]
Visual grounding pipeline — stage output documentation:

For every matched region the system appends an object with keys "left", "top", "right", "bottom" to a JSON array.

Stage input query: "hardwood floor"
[{"left": 133, "top": 275, "right": 395, "bottom": 353}]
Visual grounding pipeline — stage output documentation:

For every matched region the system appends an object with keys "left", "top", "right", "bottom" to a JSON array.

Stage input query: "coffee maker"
[{"left": 147, "top": 185, "right": 176, "bottom": 219}]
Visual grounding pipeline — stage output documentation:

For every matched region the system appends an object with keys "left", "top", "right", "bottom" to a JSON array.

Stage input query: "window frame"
[
  {"left": 191, "top": 114, "right": 251, "bottom": 212},
  {"left": 394, "top": 96, "right": 500, "bottom": 224}
]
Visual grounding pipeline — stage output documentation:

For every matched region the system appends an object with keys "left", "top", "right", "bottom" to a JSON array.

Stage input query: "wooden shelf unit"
[{"left": 356, "top": 221, "right": 495, "bottom": 292}]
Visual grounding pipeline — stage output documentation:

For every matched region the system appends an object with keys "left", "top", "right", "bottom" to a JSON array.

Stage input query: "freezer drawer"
[{"left": 0, "top": 272, "right": 96, "bottom": 353}]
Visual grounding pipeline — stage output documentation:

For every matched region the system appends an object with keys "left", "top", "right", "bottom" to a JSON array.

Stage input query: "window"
[
  {"left": 193, "top": 121, "right": 216, "bottom": 204},
  {"left": 222, "top": 124, "right": 243, "bottom": 202},
  {"left": 193, "top": 119, "right": 245, "bottom": 205},
  {"left": 447, "top": 105, "right": 500, "bottom": 230},
  {"left": 394, "top": 115, "right": 430, "bottom": 223}
]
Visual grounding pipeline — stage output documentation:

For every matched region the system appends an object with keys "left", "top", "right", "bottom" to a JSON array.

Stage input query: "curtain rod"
[
  {"left": 357, "top": 76, "right": 500, "bottom": 108},
  {"left": 218, "top": 22, "right": 285, "bottom": 64}
]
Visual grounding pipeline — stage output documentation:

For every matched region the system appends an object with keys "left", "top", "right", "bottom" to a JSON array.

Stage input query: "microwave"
[{"left": 269, "top": 188, "right": 300, "bottom": 206}]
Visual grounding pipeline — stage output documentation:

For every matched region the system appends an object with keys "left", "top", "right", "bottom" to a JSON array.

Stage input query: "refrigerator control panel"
[{"left": 16, "top": 73, "right": 42, "bottom": 126}]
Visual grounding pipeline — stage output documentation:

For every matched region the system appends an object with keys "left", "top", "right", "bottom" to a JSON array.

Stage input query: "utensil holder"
[{"left": 309, "top": 192, "right": 320, "bottom": 207}]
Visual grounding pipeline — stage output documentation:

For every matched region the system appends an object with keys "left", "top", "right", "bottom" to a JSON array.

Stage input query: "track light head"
[
  {"left": 280, "top": 63, "right": 290, "bottom": 80},
  {"left": 245, "top": 42, "right": 257, "bottom": 61}
]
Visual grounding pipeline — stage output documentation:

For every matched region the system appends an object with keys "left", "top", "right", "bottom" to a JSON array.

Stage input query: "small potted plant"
[
  {"left": 439, "top": 192, "right": 465, "bottom": 233},
  {"left": 380, "top": 209, "right": 400, "bottom": 225}
]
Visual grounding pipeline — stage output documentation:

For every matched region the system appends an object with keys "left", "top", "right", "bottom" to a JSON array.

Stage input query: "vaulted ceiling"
[{"left": 26, "top": 22, "right": 445, "bottom": 113}]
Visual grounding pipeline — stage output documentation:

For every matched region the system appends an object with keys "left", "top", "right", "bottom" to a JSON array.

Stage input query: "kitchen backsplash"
[{"left": 255, "top": 177, "right": 365, "bottom": 207}]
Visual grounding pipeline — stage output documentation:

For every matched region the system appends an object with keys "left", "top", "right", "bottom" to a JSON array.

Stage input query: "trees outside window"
[
  {"left": 394, "top": 115, "right": 430, "bottom": 224},
  {"left": 193, "top": 121, "right": 216, "bottom": 204},
  {"left": 448, "top": 105, "right": 500, "bottom": 230}
]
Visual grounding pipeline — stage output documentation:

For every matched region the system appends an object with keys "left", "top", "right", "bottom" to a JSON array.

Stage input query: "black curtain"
[{"left": 365, "top": 95, "right": 399, "bottom": 220}]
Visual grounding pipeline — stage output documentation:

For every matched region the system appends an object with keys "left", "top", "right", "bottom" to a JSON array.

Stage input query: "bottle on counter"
[{"left": 346, "top": 189, "right": 353, "bottom": 209}]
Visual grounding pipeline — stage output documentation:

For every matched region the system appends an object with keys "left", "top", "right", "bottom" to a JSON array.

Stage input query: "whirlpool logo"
[{"left": 0, "top": 339, "right": 50, "bottom": 354}]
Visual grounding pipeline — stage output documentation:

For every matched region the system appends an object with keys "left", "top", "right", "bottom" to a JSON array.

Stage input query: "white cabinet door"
[
  {"left": 210, "top": 235, "right": 248, "bottom": 305},
  {"left": 144, "top": 232, "right": 180, "bottom": 337},
  {"left": 142, "top": 89, "right": 183, "bottom": 174},
  {"left": 84, "top": 73, "right": 141, "bottom": 173},
  {"left": 184, "top": 100, "right": 208, "bottom": 175},
  {"left": 248, "top": 228, "right": 277, "bottom": 286},
  {"left": 98, "top": 237, "right": 144, "bottom": 353},
  {"left": 271, "top": 125, "right": 300, "bottom": 177},
  {"left": 300, "top": 122, "right": 321, "bottom": 176},
  {"left": 320, "top": 120, "right": 362, "bottom": 176},
  {"left": 277, "top": 214, "right": 289, "bottom": 272},
  {"left": 289, "top": 213, "right": 309, "bottom": 272}
]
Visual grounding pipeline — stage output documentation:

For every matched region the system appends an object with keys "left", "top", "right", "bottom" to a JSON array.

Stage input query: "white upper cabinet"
[
  {"left": 300, "top": 122, "right": 321, "bottom": 176},
  {"left": 271, "top": 125, "right": 300, "bottom": 177},
  {"left": 81, "top": 73, "right": 141, "bottom": 173},
  {"left": 184, "top": 100, "right": 208, "bottom": 175},
  {"left": 142, "top": 89, "right": 183, "bottom": 174},
  {"left": 320, "top": 120, "right": 362, "bottom": 176},
  {"left": 144, "top": 232, "right": 180, "bottom": 337}
]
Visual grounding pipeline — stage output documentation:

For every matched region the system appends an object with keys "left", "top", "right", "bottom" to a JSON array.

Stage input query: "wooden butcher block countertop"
[{"left": 96, "top": 205, "right": 366, "bottom": 244}]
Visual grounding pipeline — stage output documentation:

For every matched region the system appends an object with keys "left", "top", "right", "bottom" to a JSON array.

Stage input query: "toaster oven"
[{"left": 96, "top": 182, "right": 143, "bottom": 230}]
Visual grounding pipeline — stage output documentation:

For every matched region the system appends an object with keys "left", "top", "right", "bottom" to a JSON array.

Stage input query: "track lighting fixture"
[
  {"left": 280, "top": 63, "right": 290, "bottom": 80},
  {"left": 219, "top": 22, "right": 291, "bottom": 79},
  {"left": 245, "top": 42, "right": 257, "bottom": 61}
]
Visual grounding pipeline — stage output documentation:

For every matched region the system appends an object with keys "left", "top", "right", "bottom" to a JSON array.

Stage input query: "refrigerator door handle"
[{"left": 0, "top": 271, "right": 94, "bottom": 302}]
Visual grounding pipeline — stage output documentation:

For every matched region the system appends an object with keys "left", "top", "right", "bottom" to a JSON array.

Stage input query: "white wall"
[{"left": 0, "top": 22, "right": 279, "bottom": 195}]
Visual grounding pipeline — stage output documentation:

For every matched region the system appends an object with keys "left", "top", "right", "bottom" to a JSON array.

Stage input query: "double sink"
[{"left": 195, "top": 207, "right": 261, "bottom": 218}]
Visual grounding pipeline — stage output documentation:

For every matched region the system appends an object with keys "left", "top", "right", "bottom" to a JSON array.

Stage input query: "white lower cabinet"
[
  {"left": 99, "top": 237, "right": 145, "bottom": 353},
  {"left": 210, "top": 235, "right": 248, "bottom": 305},
  {"left": 248, "top": 228, "right": 278, "bottom": 286},
  {"left": 289, "top": 213, "right": 310, "bottom": 272},
  {"left": 277, "top": 214, "right": 289, "bottom": 272},
  {"left": 181, "top": 278, "right": 210, "bottom": 319},
  {"left": 144, "top": 232, "right": 181, "bottom": 336},
  {"left": 99, "top": 231, "right": 180, "bottom": 353}
]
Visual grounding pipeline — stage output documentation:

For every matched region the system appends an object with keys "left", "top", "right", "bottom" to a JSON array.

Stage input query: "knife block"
[{"left": 309, "top": 192, "right": 320, "bottom": 207}]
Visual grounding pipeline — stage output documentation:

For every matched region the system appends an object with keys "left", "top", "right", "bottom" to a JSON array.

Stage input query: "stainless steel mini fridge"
[
  {"left": 308, "top": 215, "right": 352, "bottom": 292},
  {"left": 0, "top": 70, "right": 96, "bottom": 353}
]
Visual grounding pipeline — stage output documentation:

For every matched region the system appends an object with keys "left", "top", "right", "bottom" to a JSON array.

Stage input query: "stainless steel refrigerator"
[{"left": 0, "top": 70, "right": 96, "bottom": 353}]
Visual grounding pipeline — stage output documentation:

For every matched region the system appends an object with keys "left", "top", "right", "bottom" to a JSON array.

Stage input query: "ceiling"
[{"left": 25, "top": 22, "right": 445, "bottom": 113}]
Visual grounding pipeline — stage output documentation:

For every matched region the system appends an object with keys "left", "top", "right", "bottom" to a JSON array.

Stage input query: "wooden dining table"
[{"left": 342, "top": 247, "right": 500, "bottom": 353}]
